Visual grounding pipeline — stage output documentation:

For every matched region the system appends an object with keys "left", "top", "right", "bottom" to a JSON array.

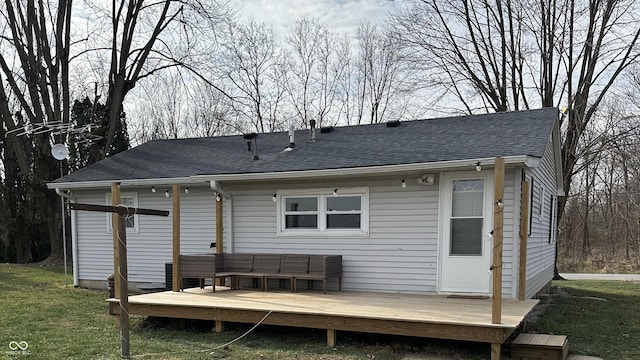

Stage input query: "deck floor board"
[{"left": 121, "top": 287, "right": 537, "bottom": 332}]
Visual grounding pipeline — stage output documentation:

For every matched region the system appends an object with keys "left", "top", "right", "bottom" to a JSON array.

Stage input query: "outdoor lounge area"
[
  {"left": 109, "top": 287, "right": 539, "bottom": 351},
  {"left": 179, "top": 253, "right": 343, "bottom": 293}
]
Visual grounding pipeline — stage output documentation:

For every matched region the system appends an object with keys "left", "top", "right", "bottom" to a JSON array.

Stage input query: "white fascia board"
[
  {"left": 48, "top": 155, "right": 542, "bottom": 189},
  {"left": 194, "top": 155, "right": 541, "bottom": 182},
  {"left": 46, "top": 177, "right": 200, "bottom": 190}
]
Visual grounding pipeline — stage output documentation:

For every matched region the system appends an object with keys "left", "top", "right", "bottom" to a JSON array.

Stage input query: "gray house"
[{"left": 48, "top": 107, "right": 563, "bottom": 299}]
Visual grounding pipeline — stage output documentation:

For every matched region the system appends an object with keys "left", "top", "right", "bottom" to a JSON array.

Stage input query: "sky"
[{"left": 230, "top": 0, "right": 397, "bottom": 37}]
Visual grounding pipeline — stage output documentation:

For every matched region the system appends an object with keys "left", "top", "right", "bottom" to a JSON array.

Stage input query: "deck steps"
[{"left": 511, "top": 333, "right": 568, "bottom": 360}]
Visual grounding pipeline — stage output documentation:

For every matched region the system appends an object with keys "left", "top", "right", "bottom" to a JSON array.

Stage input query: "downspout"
[
  {"left": 55, "top": 188, "right": 79, "bottom": 287},
  {"left": 210, "top": 181, "right": 233, "bottom": 253}
]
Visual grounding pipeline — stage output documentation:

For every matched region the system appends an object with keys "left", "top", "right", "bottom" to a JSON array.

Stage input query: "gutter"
[
  {"left": 46, "top": 156, "right": 541, "bottom": 189},
  {"left": 47, "top": 176, "right": 198, "bottom": 190},
  {"left": 55, "top": 188, "right": 79, "bottom": 287},
  {"left": 194, "top": 155, "right": 541, "bottom": 182}
]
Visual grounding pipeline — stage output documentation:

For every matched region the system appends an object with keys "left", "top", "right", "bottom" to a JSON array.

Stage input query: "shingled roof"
[{"left": 52, "top": 107, "right": 559, "bottom": 184}]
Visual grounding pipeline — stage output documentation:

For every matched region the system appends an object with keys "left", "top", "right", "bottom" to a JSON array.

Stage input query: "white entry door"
[{"left": 439, "top": 171, "right": 493, "bottom": 294}]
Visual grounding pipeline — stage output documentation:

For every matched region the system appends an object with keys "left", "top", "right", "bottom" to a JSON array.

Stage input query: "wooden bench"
[{"left": 511, "top": 333, "right": 569, "bottom": 360}]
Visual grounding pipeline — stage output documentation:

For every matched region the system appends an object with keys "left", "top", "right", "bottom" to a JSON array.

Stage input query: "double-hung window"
[
  {"left": 284, "top": 196, "right": 318, "bottom": 229},
  {"left": 278, "top": 187, "right": 368, "bottom": 235},
  {"left": 106, "top": 193, "right": 138, "bottom": 232}
]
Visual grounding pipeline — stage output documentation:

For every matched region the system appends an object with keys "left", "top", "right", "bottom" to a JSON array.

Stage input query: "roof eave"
[
  {"left": 196, "top": 155, "right": 541, "bottom": 182},
  {"left": 46, "top": 176, "right": 200, "bottom": 190},
  {"left": 47, "top": 155, "right": 541, "bottom": 189}
]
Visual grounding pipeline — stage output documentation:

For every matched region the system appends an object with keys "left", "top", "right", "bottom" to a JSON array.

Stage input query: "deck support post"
[
  {"left": 215, "top": 320, "right": 225, "bottom": 333},
  {"left": 492, "top": 157, "right": 505, "bottom": 325},
  {"left": 327, "top": 329, "right": 336, "bottom": 348},
  {"left": 518, "top": 180, "right": 530, "bottom": 300},
  {"left": 491, "top": 343, "right": 501, "bottom": 360},
  {"left": 172, "top": 184, "right": 181, "bottom": 292}
]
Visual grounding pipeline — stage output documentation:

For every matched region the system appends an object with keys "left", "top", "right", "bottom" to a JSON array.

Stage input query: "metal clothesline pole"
[{"left": 61, "top": 161, "right": 68, "bottom": 288}]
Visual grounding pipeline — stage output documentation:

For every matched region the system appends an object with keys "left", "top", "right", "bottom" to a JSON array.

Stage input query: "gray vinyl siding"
[
  {"left": 229, "top": 179, "right": 437, "bottom": 294},
  {"left": 72, "top": 171, "right": 523, "bottom": 297},
  {"left": 501, "top": 167, "right": 516, "bottom": 298},
  {"left": 73, "top": 187, "right": 217, "bottom": 284},
  {"left": 525, "top": 139, "right": 557, "bottom": 298},
  {"left": 227, "top": 174, "right": 516, "bottom": 296}
]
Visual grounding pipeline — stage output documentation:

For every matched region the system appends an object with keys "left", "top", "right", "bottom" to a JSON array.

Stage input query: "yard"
[{"left": 1, "top": 264, "right": 638, "bottom": 359}]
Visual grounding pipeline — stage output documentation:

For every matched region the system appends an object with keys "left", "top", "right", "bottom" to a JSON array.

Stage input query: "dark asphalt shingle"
[{"left": 54, "top": 108, "right": 558, "bottom": 183}]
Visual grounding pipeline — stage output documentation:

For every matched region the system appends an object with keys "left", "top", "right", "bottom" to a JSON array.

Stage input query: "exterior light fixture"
[
  {"left": 418, "top": 174, "right": 436, "bottom": 185},
  {"left": 333, "top": 189, "right": 338, "bottom": 196},
  {"left": 496, "top": 199, "right": 504, "bottom": 208},
  {"left": 165, "top": 189, "right": 170, "bottom": 198},
  {"left": 401, "top": 179, "right": 407, "bottom": 188},
  {"left": 184, "top": 187, "right": 189, "bottom": 194},
  {"left": 476, "top": 162, "right": 482, "bottom": 172},
  {"left": 151, "top": 186, "right": 156, "bottom": 193},
  {"left": 272, "top": 194, "right": 277, "bottom": 202}
]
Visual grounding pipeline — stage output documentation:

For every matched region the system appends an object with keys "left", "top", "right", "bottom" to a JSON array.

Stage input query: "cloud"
[{"left": 232, "top": 0, "right": 395, "bottom": 36}]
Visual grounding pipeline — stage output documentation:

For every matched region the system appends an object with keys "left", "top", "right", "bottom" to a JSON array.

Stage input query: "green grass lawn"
[
  {"left": 1, "top": 264, "right": 638, "bottom": 359},
  {"left": 1, "top": 264, "right": 481, "bottom": 360},
  {"left": 528, "top": 280, "right": 640, "bottom": 359}
]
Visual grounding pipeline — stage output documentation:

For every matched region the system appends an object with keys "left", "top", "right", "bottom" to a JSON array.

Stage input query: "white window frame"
[
  {"left": 538, "top": 186, "right": 546, "bottom": 221},
  {"left": 106, "top": 192, "right": 139, "bottom": 233},
  {"left": 276, "top": 187, "right": 369, "bottom": 236}
]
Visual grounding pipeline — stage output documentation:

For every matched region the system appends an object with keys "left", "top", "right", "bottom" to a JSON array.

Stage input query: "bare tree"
[
  {"left": 357, "top": 21, "right": 406, "bottom": 124},
  {"left": 0, "top": 0, "right": 73, "bottom": 261},
  {"left": 390, "top": 0, "right": 640, "bottom": 215},
  {"left": 221, "top": 18, "right": 284, "bottom": 133},
  {"left": 128, "top": 70, "right": 236, "bottom": 143},
  {"left": 78, "top": 0, "right": 235, "bottom": 158},
  {"left": 285, "top": 16, "right": 323, "bottom": 128},
  {"left": 312, "top": 28, "right": 348, "bottom": 127}
]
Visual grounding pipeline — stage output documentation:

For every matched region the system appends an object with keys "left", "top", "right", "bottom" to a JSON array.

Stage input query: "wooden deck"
[{"left": 112, "top": 286, "right": 538, "bottom": 351}]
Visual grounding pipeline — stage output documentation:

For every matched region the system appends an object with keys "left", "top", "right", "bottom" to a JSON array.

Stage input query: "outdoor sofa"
[{"left": 179, "top": 253, "right": 342, "bottom": 294}]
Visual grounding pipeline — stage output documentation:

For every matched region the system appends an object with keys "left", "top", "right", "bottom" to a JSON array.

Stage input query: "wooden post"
[
  {"left": 327, "top": 329, "right": 336, "bottom": 348},
  {"left": 519, "top": 180, "right": 530, "bottom": 300},
  {"left": 172, "top": 184, "right": 181, "bottom": 292},
  {"left": 66, "top": 202, "right": 168, "bottom": 359},
  {"left": 215, "top": 320, "right": 225, "bottom": 333},
  {"left": 111, "top": 182, "right": 121, "bottom": 301},
  {"left": 491, "top": 343, "right": 501, "bottom": 360},
  {"left": 215, "top": 193, "right": 223, "bottom": 253},
  {"left": 215, "top": 194, "right": 223, "bottom": 287},
  {"left": 492, "top": 157, "right": 505, "bottom": 325},
  {"left": 117, "top": 215, "right": 130, "bottom": 359}
]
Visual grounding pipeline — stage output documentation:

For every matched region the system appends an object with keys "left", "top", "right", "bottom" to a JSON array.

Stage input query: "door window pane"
[
  {"left": 450, "top": 218, "right": 483, "bottom": 255},
  {"left": 452, "top": 180, "right": 484, "bottom": 217},
  {"left": 450, "top": 179, "right": 484, "bottom": 256}
]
